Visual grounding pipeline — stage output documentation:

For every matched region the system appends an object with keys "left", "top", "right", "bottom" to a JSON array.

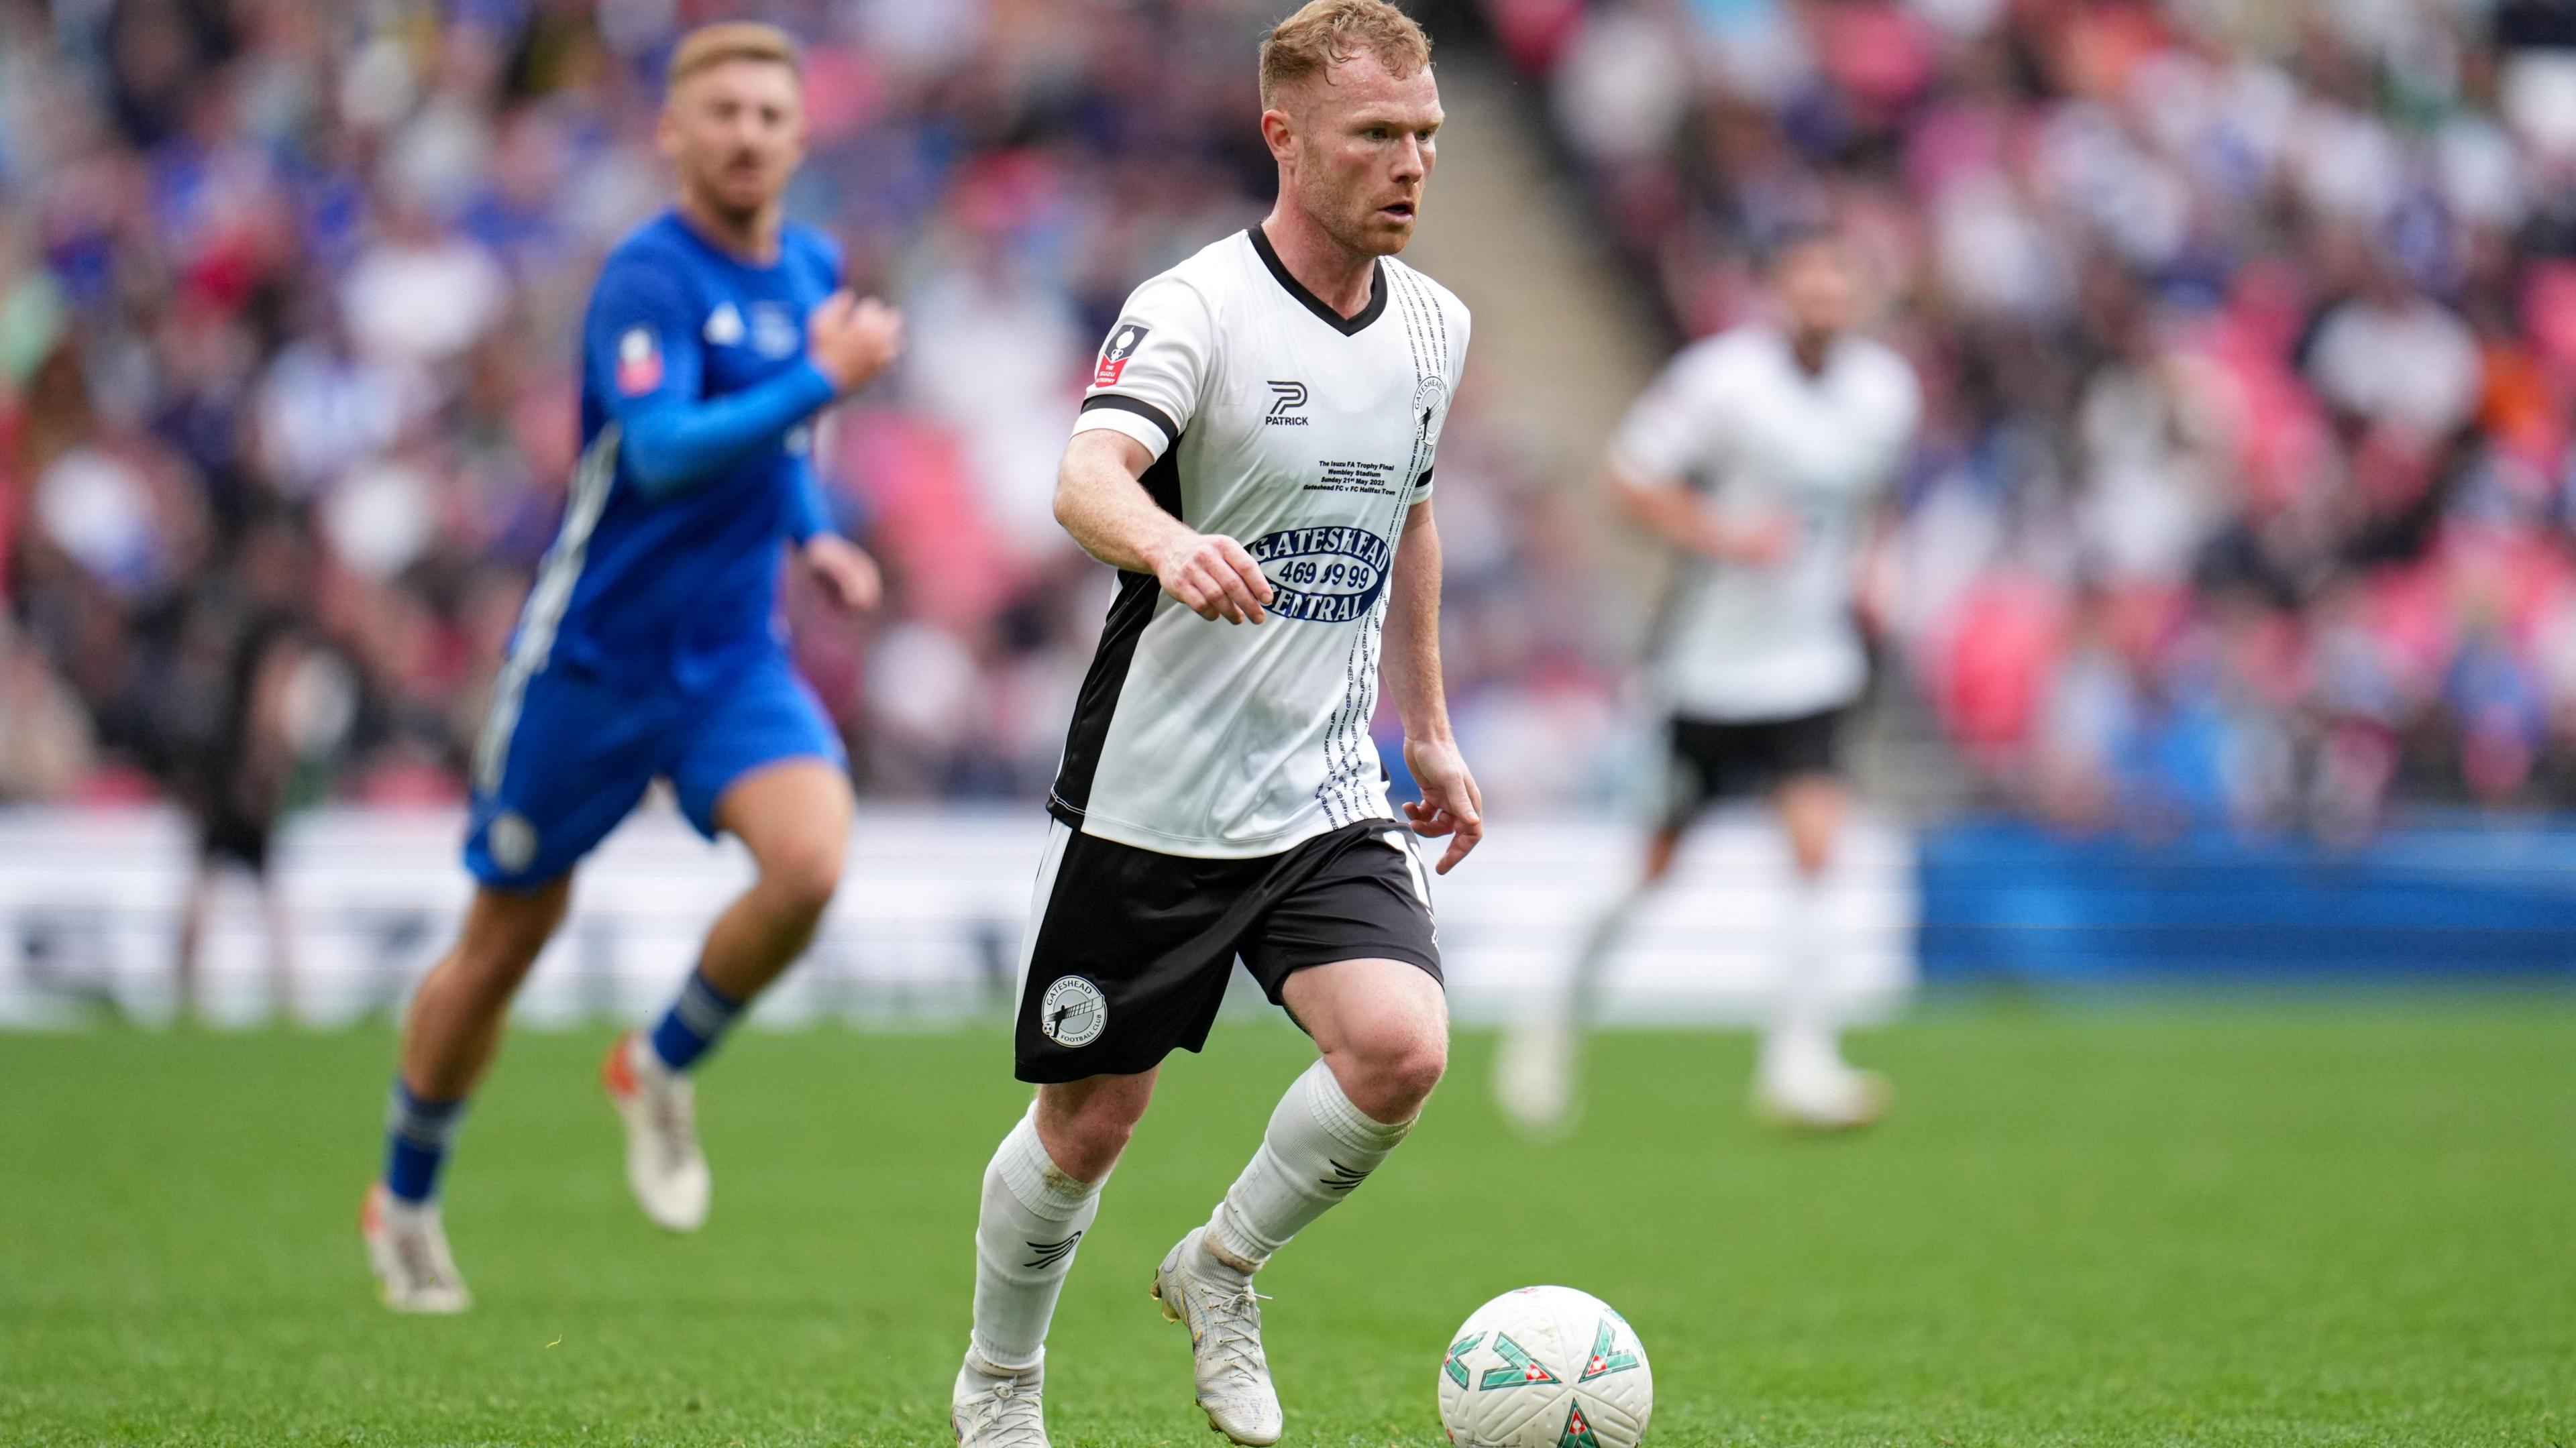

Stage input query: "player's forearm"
[
  {"left": 1609, "top": 465, "right": 1713, "bottom": 556},
  {"left": 1054, "top": 431, "right": 1192, "bottom": 575},
  {"left": 621, "top": 361, "right": 837, "bottom": 499},
  {"left": 785, "top": 461, "right": 833, "bottom": 545},
  {"left": 1385, "top": 502, "right": 1453, "bottom": 742}
]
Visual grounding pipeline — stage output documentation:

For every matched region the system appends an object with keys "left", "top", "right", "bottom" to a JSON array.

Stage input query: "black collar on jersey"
[{"left": 1247, "top": 225, "right": 1387, "bottom": 335}]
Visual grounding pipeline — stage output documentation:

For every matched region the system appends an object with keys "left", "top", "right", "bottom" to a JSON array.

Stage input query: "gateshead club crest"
[{"left": 1038, "top": 976, "right": 1108, "bottom": 1048}]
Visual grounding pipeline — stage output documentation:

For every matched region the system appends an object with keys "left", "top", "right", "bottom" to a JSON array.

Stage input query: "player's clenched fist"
[
  {"left": 806, "top": 290, "right": 903, "bottom": 394},
  {"left": 1152, "top": 529, "right": 1275, "bottom": 625},
  {"left": 798, "top": 535, "right": 883, "bottom": 614}
]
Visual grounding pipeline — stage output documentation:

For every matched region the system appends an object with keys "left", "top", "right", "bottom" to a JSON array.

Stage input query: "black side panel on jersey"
[{"left": 1048, "top": 442, "right": 1184, "bottom": 824}]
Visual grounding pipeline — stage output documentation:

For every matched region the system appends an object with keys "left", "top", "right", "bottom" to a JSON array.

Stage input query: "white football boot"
[
  {"left": 362, "top": 1182, "right": 471, "bottom": 1314},
  {"left": 1152, "top": 1227, "right": 1283, "bottom": 1446},
  {"left": 1493, "top": 1013, "right": 1577, "bottom": 1137},
  {"left": 601, "top": 1031, "right": 710, "bottom": 1231},
  {"left": 951, "top": 1351, "right": 1050, "bottom": 1448},
  {"left": 1754, "top": 1053, "right": 1891, "bottom": 1131}
]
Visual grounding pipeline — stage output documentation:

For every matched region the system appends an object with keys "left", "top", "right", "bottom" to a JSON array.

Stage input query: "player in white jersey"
[
  {"left": 1495, "top": 233, "right": 1921, "bottom": 1134},
  {"left": 949, "top": 6, "right": 1479, "bottom": 1447}
]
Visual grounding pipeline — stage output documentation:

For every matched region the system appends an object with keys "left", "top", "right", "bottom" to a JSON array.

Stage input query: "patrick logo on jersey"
[{"left": 1244, "top": 526, "right": 1391, "bottom": 623}]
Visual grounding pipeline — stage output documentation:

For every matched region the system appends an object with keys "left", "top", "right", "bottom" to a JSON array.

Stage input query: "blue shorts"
[{"left": 463, "top": 651, "right": 845, "bottom": 889}]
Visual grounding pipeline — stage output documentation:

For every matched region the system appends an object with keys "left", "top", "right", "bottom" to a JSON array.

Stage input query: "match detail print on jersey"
[{"left": 1055, "top": 227, "right": 1472, "bottom": 859}]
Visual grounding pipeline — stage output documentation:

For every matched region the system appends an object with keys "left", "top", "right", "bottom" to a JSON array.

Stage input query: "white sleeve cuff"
[{"left": 1071, "top": 399, "right": 1175, "bottom": 460}]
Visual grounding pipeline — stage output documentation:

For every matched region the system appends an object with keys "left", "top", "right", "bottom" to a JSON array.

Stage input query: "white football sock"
[
  {"left": 969, "top": 1104, "right": 1104, "bottom": 1373},
  {"left": 1760, "top": 873, "right": 1841, "bottom": 1083},
  {"left": 1205, "top": 1059, "right": 1413, "bottom": 1274}
]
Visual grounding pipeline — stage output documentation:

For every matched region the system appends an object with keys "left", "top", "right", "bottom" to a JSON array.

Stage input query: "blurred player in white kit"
[{"left": 1497, "top": 231, "right": 1920, "bottom": 1133}]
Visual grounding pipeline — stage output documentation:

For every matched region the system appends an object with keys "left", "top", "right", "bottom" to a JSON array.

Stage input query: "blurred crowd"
[
  {"left": 16, "top": 0, "right": 2576, "bottom": 842},
  {"left": 0, "top": 0, "right": 1589, "bottom": 826},
  {"left": 1499, "top": 0, "right": 2576, "bottom": 833}
]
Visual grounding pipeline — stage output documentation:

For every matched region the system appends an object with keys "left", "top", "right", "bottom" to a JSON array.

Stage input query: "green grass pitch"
[{"left": 3, "top": 999, "right": 2570, "bottom": 1446}]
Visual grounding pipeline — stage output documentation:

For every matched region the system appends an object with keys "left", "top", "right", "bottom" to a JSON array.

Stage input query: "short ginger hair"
[
  {"left": 1257, "top": 0, "right": 1432, "bottom": 109},
  {"left": 665, "top": 21, "right": 802, "bottom": 94}
]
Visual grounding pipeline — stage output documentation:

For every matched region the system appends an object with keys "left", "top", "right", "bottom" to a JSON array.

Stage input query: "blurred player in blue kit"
[{"left": 362, "top": 21, "right": 904, "bottom": 1312}]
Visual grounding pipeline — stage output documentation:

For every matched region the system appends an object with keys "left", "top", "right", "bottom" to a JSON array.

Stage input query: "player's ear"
[
  {"left": 1260, "top": 106, "right": 1297, "bottom": 168},
  {"left": 654, "top": 103, "right": 680, "bottom": 164}
]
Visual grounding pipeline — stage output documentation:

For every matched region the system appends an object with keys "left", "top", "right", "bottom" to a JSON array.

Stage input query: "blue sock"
[
  {"left": 383, "top": 1080, "right": 466, "bottom": 1204},
  {"left": 648, "top": 966, "right": 746, "bottom": 1073}
]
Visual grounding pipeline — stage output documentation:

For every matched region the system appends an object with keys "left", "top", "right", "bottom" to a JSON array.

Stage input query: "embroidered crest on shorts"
[{"left": 1038, "top": 975, "right": 1108, "bottom": 1048}]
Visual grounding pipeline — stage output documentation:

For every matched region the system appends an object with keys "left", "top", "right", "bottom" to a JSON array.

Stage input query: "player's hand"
[
  {"left": 807, "top": 291, "right": 904, "bottom": 394},
  {"left": 1152, "top": 529, "right": 1274, "bottom": 625},
  {"left": 800, "top": 534, "right": 883, "bottom": 613},
  {"left": 1402, "top": 734, "right": 1485, "bottom": 874}
]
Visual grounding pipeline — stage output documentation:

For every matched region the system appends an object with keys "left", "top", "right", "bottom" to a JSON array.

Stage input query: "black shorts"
[
  {"left": 1663, "top": 708, "right": 1845, "bottom": 826},
  {"left": 198, "top": 803, "right": 274, "bottom": 874},
  {"left": 1013, "top": 818, "right": 1441, "bottom": 1083}
]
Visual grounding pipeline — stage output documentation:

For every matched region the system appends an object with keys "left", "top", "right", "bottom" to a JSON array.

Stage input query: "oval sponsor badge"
[{"left": 1243, "top": 526, "right": 1392, "bottom": 623}]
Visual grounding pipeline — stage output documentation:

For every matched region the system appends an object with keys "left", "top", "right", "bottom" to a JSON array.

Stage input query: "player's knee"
[
  {"left": 1346, "top": 1030, "right": 1446, "bottom": 1120},
  {"left": 1056, "top": 1118, "right": 1132, "bottom": 1182},
  {"left": 447, "top": 889, "right": 565, "bottom": 998},
  {"left": 1044, "top": 1091, "right": 1145, "bottom": 1181},
  {"left": 759, "top": 834, "right": 845, "bottom": 919},
  {"left": 1784, "top": 820, "right": 1837, "bottom": 878}
]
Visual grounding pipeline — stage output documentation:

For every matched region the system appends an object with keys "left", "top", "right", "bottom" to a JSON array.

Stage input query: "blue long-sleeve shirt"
[{"left": 514, "top": 211, "right": 847, "bottom": 693}]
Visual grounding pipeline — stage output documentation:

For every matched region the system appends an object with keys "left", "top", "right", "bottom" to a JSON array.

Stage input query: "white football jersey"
[
  {"left": 1611, "top": 326, "right": 1920, "bottom": 722},
  {"left": 1051, "top": 227, "right": 1470, "bottom": 859}
]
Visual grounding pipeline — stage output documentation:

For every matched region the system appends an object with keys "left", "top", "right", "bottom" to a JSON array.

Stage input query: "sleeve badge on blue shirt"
[{"left": 615, "top": 325, "right": 662, "bottom": 395}]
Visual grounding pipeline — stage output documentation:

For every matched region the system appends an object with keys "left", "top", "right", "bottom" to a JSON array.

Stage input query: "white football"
[{"left": 1437, "top": 1286, "right": 1653, "bottom": 1448}]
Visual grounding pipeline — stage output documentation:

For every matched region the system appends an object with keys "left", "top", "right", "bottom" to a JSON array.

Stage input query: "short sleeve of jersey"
[
  {"left": 1607, "top": 347, "right": 1719, "bottom": 483},
  {"left": 1073, "top": 273, "right": 1216, "bottom": 461},
  {"left": 584, "top": 256, "right": 702, "bottom": 422}
]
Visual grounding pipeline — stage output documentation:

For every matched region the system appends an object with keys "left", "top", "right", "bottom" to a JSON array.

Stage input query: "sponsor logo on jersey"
[
  {"left": 1244, "top": 525, "right": 1391, "bottom": 623},
  {"left": 750, "top": 302, "right": 799, "bottom": 358},
  {"left": 704, "top": 302, "right": 745, "bottom": 345},
  {"left": 1039, "top": 975, "right": 1108, "bottom": 1047},
  {"left": 614, "top": 326, "right": 662, "bottom": 395},
  {"left": 1265, "top": 380, "right": 1309, "bottom": 425},
  {"left": 1094, "top": 321, "right": 1150, "bottom": 386}
]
